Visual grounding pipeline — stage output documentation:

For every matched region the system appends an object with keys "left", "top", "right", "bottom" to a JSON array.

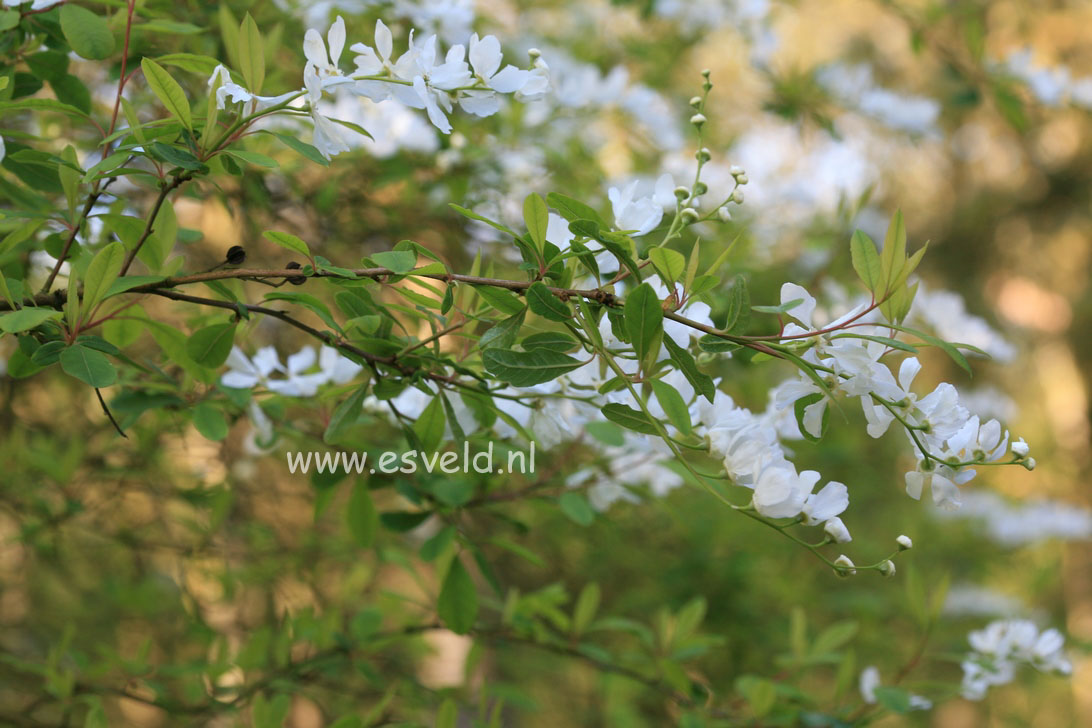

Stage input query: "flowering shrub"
[{"left": 0, "top": 1, "right": 1086, "bottom": 726}]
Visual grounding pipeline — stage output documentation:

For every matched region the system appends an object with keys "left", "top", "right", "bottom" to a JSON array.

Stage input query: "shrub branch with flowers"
[{"left": 0, "top": 1, "right": 1080, "bottom": 726}]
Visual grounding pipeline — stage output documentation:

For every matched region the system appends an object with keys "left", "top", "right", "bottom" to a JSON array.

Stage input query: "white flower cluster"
[
  {"left": 768, "top": 282, "right": 1027, "bottom": 511},
  {"left": 818, "top": 63, "right": 941, "bottom": 135},
  {"left": 961, "top": 619, "right": 1072, "bottom": 700},
  {"left": 222, "top": 344, "right": 363, "bottom": 396},
  {"left": 210, "top": 16, "right": 549, "bottom": 158},
  {"left": 935, "top": 491, "right": 1092, "bottom": 547},
  {"left": 1001, "top": 48, "right": 1092, "bottom": 110}
]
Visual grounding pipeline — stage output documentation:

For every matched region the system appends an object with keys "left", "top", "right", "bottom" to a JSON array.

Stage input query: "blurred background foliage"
[{"left": 1, "top": 0, "right": 1091, "bottom": 726}]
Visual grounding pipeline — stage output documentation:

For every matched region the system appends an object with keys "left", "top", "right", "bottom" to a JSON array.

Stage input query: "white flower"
[
  {"left": 608, "top": 174, "right": 674, "bottom": 236},
  {"left": 319, "top": 345, "right": 362, "bottom": 384},
  {"left": 752, "top": 464, "right": 819, "bottom": 519},
  {"left": 222, "top": 346, "right": 282, "bottom": 389},
  {"left": 1011, "top": 438, "right": 1030, "bottom": 457},
  {"left": 905, "top": 467, "right": 963, "bottom": 510},
  {"left": 304, "top": 15, "right": 346, "bottom": 79},
  {"left": 305, "top": 66, "right": 353, "bottom": 159},
  {"left": 266, "top": 346, "right": 329, "bottom": 397},
  {"left": 207, "top": 65, "right": 296, "bottom": 111},
  {"left": 802, "top": 481, "right": 848, "bottom": 525},
  {"left": 859, "top": 666, "right": 881, "bottom": 703},
  {"left": 823, "top": 517, "right": 852, "bottom": 543},
  {"left": 896, "top": 534, "right": 913, "bottom": 550},
  {"left": 457, "top": 34, "right": 534, "bottom": 117}
]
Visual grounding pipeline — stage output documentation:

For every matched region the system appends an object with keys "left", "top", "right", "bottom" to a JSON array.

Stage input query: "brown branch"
[{"left": 119, "top": 173, "right": 192, "bottom": 276}]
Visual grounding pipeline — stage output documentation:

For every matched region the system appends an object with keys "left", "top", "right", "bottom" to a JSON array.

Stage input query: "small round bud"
[
  {"left": 1024, "top": 457, "right": 1037, "bottom": 471},
  {"left": 878, "top": 560, "right": 896, "bottom": 577},
  {"left": 701, "top": 68, "right": 711, "bottom": 78},
  {"left": 833, "top": 554, "right": 856, "bottom": 576},
  {"left": 527, "top": 48, "right": 541, "bottom": 61},
  {"left": 896, "top": 534, "right": 913, "bottom": 551},
  {"left": 730, "top": 188, "right": 744, "bottom": 204},
  {"left": 689, "top": 96, "right": 703, "bottom": 108},
  {"left": 680, "top": 207, "right": 699, "bottom": 224},
  {"left": 285, "top": 261, "right": 307, "bottom": 285},
  {"left": 729, "top": 165, "right": 745, "bottom": 177},
  {"left": 696, "top": 147, "right": 711, "bottom": 162},
  {"left": 690, "top": 113, "right": 707, "bottom": 128},
  {"left": 1011, "top": 439, "right": 1030, "bottom": 457},
  {"left": 673, "top": 186, "right": 690, "bottom": 201},
  {"left": 693, "top": 181, "right": 708, "bottom": 196},
  {"left": 717, "top": 206, "right": 732, "bottom": 223},
  {"left": 696, "top": 352, "right": 717, "bottom": 366},
  {"left": 225, "top": 245, "right": 246, "bottom": 265},
  {"left": 736, "top": 173, "right": 749, "bottom": 185}
]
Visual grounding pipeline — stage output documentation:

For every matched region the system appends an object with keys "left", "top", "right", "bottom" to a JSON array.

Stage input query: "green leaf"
[
  {"left": 572, "top": 583, "right": 601, "bottom": 636},
  {"left": 482, "top": 348, "right": 583, "bottom": 387},
  {"left": 526, "top": 281, "right": 570, "bottom": 321},
  {"left": 624, "top": 282, "right": 663, "bottom": 369},
  {"left": 185, "top": 323, "right": 236, "bottom": 367},
  {"left": 873, "top": 686, "right": 912, "bottom": 714},
  {"left": 753, "top": 299, "right": 804, "bottom": 315},
  {"left": 0, "top": 307, "right": 62, "bottom": 333},
  {"left": 141, "top": 58, "right": 192, "bottom": 130},
  {"left": 601, "top": 403, "right": 659, "bottom": 435},
  {"left": 437, "top": 558, "right": 478, "bottom": 635},
  {"left": 722, "top": 275, "right": 750, "bottom": 333},
  {"left": 829, "top": 333, "right": 917, "bottom": 353},
  {"left": 82, "top": 241, "right": 125, "bottom": 315},
  {"left": 880, "top": 209, "right": 907, "bottom": 295},
  {"left": 259, "top": 233, "right": 310, "bottom": 264},
  {"left": 59, "top": 5, "right": 115, "bottom": 61},
  {"left": 238, "top": 14, "right": 265, "bottom": 94},
  {"left": 648, "top": 247, "right": 685, "bottom": 285},
  {"left": 324, "top": 385, "right": 368, "bottom": 444},
  {"left": 662, "top": 336, "right": 715, "bottom": 403},
  {"left": 59, "top": 345, "right": 117, "bottom": 387},
  {"left": 413, "top": 397, "right": 446, "bottom": 452},
  {"left": 150, "top": 142, "right": 203, "bottom": 170},
  {"left": 521, "top": 331, "right": 578, "bottom": 352},
  {"left": 650, "top": 380, "right": 691, "bottom": 435},
  {"left": 479, "top": 309, "right": 525, "bottom": 350},
  {"left": 559, "top": 491, "right": 595, "bottom": 526},
  {"left": 225, "top": 150, "right": 278, "bottom": 168},
  {"left": 523, "top": 193, "right": 548, "bottom": 252},
  {"left": 265, "top": 131, "right": 329, "bottom": 166},
  {"left": 437, "top": 699, "right": 457, "bottom": 728},
  {"left": 545, "top": 192, "right": 608, "bottom": 229},
  {"left": 347, "top": 481, "right": 379, "bottom": 548},
  {"left": 369, "top": 249, "right": 417, "bottom": 274},
  {"left": 850, "top": 230, "right": 883, "bottom": 294},
  {"left": 154, "top": 53, "right": 224, "bottom": 77},
  {"left": 474, "top": 285, "right": 525, "bottom": 316},
  {"left": 192, "top": 403, "right": 228, "bottom": 441}
]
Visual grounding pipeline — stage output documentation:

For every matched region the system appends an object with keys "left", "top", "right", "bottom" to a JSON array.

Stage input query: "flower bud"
[
  {"left": 717, "top": 206, "right": 732, "bottom": 223},
  {"left": 1012, "top": 439, "right": 1030, "bottom": 457},
  {"left": 729, "top": 165, "right": 745, "bottom": 177},
  {"left": 701, "top": 68, "right": 711, "bottom": 78},
  {"left": 674, "top": 186, "right": 691, "bottom": 201},
  {"left": 696, "top": 352, "right": 717, "bottom": 366},
  {"left": 896, "top": 534, "right": 913, "bottom": 551},
  {"left": 689, "top": 96, "right": 703, "bottom": 108},
  {"left": 824, "top": 517, "right": 852, "bottom": 543},
  {"left": 680, "top": 207, "right": 699, "bottom": 224},
  {"left": 1023, "top": 457, "right": 1037, "bottom": 471},
  {"left": 690, "top": 113, "right": 707, "bottom": 128},
  {"left": 696, "top": 147, "right": 711, "bottom": 162},
  {"left": 730, "top": 188, "right": 744, "bottom": 204},
  {"left": 285, "top": 261, "right": 307, "bottom": 285},
  {"left": 527, "top": 48, "right": 541, "bottom": 61},
  {"left": 225, "top": 245, "right": 246, "bottom": 265},
  {"left": 693, "top": 181, "right": 708, "bottom": 196},
  {"left": 878, "top": 560, "right": 896, "bottom": 577},
  {"left": 736, "top": 173, "right": 749, "bottom": 185},
  {"left": 833, "top": 554, "right": 856, "bottom": 576}
]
